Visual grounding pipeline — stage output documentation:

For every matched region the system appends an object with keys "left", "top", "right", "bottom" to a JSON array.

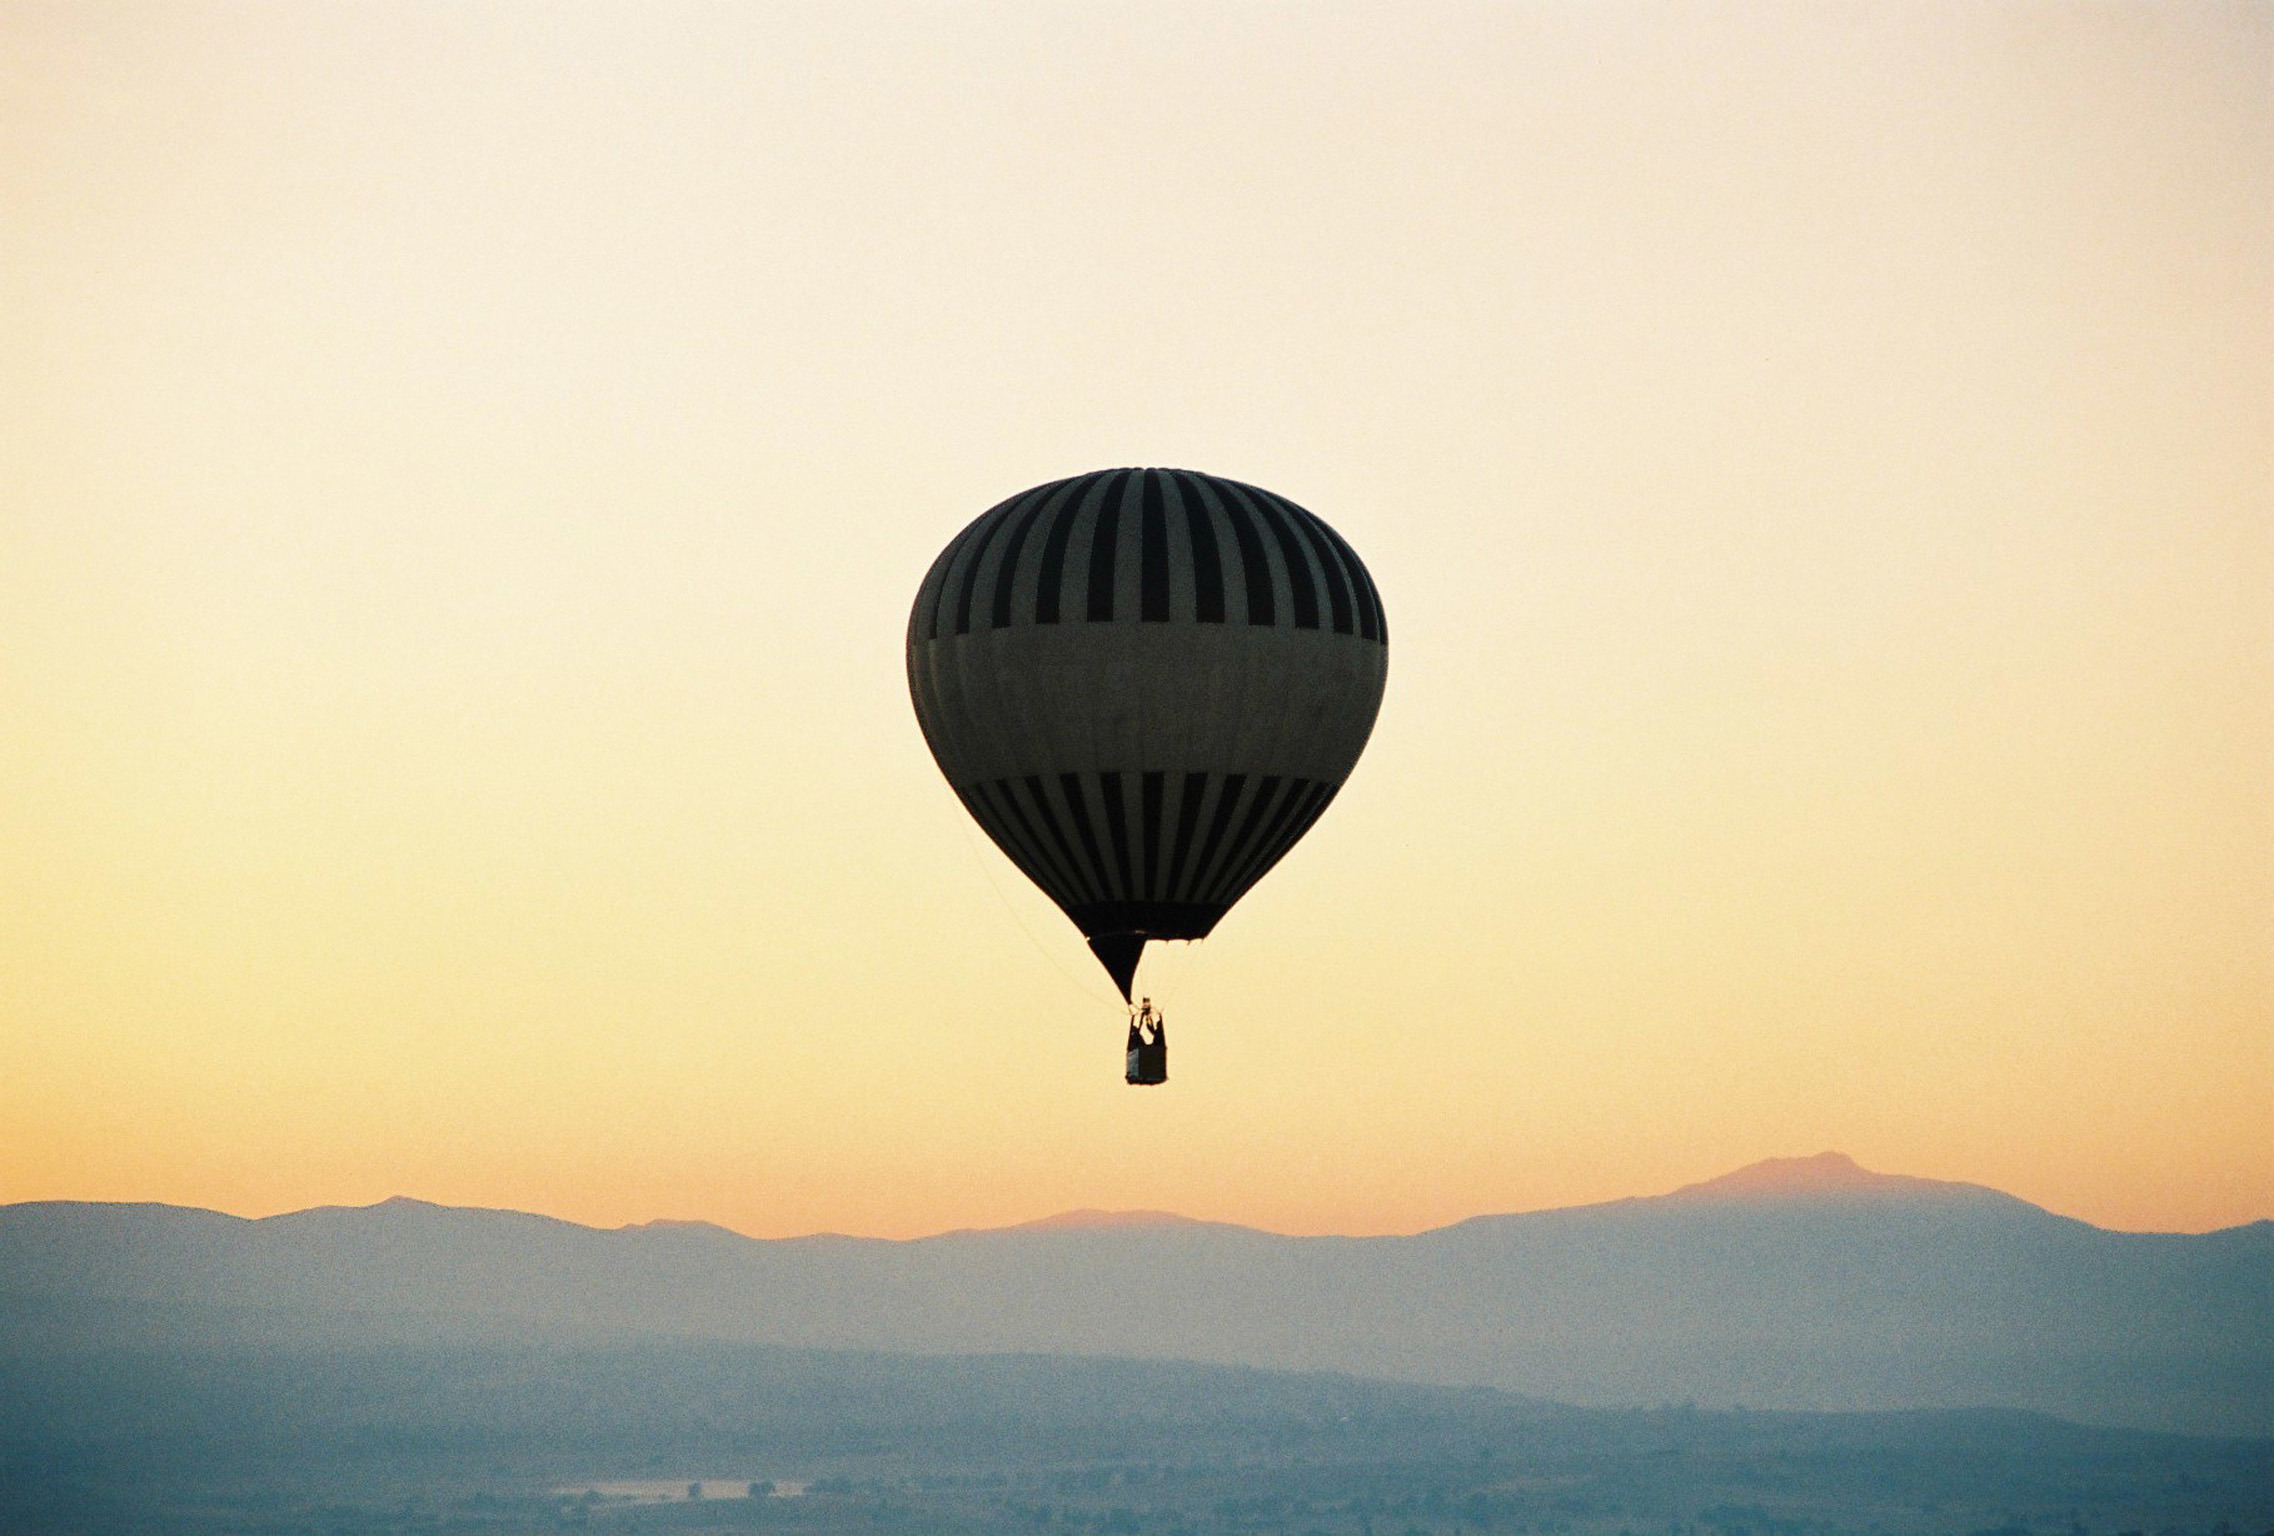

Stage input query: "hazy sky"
[{"left": 4, "top": 1, "right": 2268, "bottom": 1238}]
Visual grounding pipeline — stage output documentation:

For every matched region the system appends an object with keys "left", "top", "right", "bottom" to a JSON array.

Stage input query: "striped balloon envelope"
[{"left": 907, "top": 468, "right": 1387, "bottom": 1010}]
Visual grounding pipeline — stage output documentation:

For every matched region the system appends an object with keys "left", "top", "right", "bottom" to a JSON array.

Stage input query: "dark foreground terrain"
[{"left": 1, "top": 1338, "right": 2265, "bottom": 1536}]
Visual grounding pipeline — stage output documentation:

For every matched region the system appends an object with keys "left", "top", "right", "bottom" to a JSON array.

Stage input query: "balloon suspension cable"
[
  {"left": 952, "top": 810, "right": 1120, "bottom": 1008},
  {"left": 1133, "top": 936, "right": 1212, "bottom": 1010}
]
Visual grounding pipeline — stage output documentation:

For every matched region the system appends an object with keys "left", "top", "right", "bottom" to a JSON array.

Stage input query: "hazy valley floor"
[{"left": 1, "top": 1341, "right": 2265, "bottom": 1536}]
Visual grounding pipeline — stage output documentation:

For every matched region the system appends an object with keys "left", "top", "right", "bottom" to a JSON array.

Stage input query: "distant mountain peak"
[
  {"left": 1668, "top": 1152, "right": 2013, "bottom": 1206},
  {"left": 618, "top": 1218, "right": 743, "bottom": 1238},
  {"left": 997, "top": 1209, "right": 1207, "bottom": 1233},
  {"left": 264, "top": 1195, "right": 445, "bottom": 1221}
]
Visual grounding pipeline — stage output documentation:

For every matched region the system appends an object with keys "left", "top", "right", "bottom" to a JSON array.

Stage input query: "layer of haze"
[{"left": 4, "top": 2, "right": 2268, "bottom": 1238}]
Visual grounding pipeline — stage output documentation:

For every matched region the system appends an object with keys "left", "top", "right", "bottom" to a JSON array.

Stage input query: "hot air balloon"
[{"left": 906, "top": 468, "right": 1387, "bottom": 1081}]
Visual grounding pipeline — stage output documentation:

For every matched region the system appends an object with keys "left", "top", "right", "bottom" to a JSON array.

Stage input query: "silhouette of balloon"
[{"left": 907, "top": 468, "right": 1387, "bottom": 1001}]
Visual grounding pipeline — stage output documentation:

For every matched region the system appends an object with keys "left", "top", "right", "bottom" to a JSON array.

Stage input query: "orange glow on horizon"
[{"left": 2, "top": 2, "right": 2267, "bottom": 1241}]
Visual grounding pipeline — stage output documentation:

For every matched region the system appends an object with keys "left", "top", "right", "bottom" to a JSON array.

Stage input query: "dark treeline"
[{"left": 0, "top": 1338, "right": 2265, "bottom": 1536}]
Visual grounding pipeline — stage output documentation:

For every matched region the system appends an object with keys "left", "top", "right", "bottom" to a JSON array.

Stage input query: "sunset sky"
[{"left": 4, "top": 1, "right": 2268, "bottom": 1239}]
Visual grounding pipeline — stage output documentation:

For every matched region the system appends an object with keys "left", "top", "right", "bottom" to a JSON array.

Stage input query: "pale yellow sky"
[{"left": 3, "top": 1, "right": 2268, "bottom": 1237}]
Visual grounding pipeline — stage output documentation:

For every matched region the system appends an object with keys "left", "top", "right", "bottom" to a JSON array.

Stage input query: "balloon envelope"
[{"left": 907, "top": 468, "right": 1387, "bottom": 999}]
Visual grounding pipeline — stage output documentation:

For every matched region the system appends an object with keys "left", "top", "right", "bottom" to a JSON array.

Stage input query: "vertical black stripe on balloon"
[
  {"left": 971, "top": 781, "right": 1055, "bottom": 904},
  {"left": 1222, "top": 778, "right": 1327, "bottom": 901},
  {"left": 1256, "top": 783, "right": 1339, "bottom": 893},
  {"left": 1139, "top": 771, "right": 1165, "bottom": 899},
  {"left": 1207, "top": 479, "right": 1275, "bottom": 626},
  {"left": 968, "top": 782, "right": 1036, "bottom": 899},
  {"left": 942, "top": 492, "right": 1025, "bottom": 636},
  {"left": 1022, "top": 774, "right": 1097, "bottom": 904},
  {"left": 1225, "top": 781, "right": 1339, "bottom": 906},
  {"left": 968, "top": 782, "right": 1064, "bottom": 914},
  {"left": 919, "top": 520, "right": 979, "bottom": 641},
  {"left": 1284, "top": 780, "right": 1341, "bottom": 864},
  {"left": 1165, "top": 772, "right": 1209, "bottom": 902},
  {"left": 1028, "top": 777, "right": 1107, "bottom": 905},
  {"left": 1168, "top": 472, "right": 1225, "bottom": 623},
  {"left": 987, "top": 478, "right": 1071, "bottom": 631},
  {"left": 1138, "top": 472, "right": 1171, "bottom": 622},
  {"left": 1199, "top": 774, "right": 1287, "bottom": 903},
  {"left": 1032, "top": 473, "right": 1100, "bottom": 625},
  {"left": 984, "top": 778, "right": 1084, "bottom": 910},
  {"left": 1270, "top": 494, "right": 1353, "bottom": 635},
  {"left": 914, "top": 525, "right": 962, "bottom": 640},
  {"left": 944, "top": 493, "right": 1008, "bottom": 637},
  {"left": 1234, "top": 483, "right": 1320, "bottom": 630},
  {"left": 1057, "top": 772, "right": 1114, "bottom": 900},
  {"left": 1098, "top": 770, "right": 1136, "bottom": 898},
  {"left": 1216, "top": 777, "right": 1310, "bottom": 898},
  {"left": 1304, "top": 511, "right": 1376, "bottom": 641},
  {"left": 1084, "top": 471, "right": 1132, "bottom": 622},
  {"left": 1186, "top": 773, "right": 1249, "bottom": 906},
  {"left": 953, "top": 488, "right": 1035, "bottom": 636},
  {"left": 1309, "top": 515, "right": 1381, "bottom": 642},
  {"left": 1053, "top": 773, "right": 1115, "bottom": 903},
  {"left": 1212, "top": 774, "right": 1294, "bottom": 895}
]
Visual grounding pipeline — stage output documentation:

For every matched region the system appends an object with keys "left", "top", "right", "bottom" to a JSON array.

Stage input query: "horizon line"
[{"left": 9, "top": 1152, "right": 2267, "bottom": 1241}]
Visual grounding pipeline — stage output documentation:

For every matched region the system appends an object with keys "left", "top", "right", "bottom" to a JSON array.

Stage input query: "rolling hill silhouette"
[{"left": 4, "top": 1154, "right": 2265, "bottom": 1436}]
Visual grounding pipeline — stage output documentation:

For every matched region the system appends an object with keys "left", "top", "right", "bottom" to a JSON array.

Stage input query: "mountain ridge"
[
  {"left": 12, "top": 1152, "right": 2232, "bottom": 1243},
  {"left": 4, "top": 1152, "right": 2266, "bottom": 1437}
]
